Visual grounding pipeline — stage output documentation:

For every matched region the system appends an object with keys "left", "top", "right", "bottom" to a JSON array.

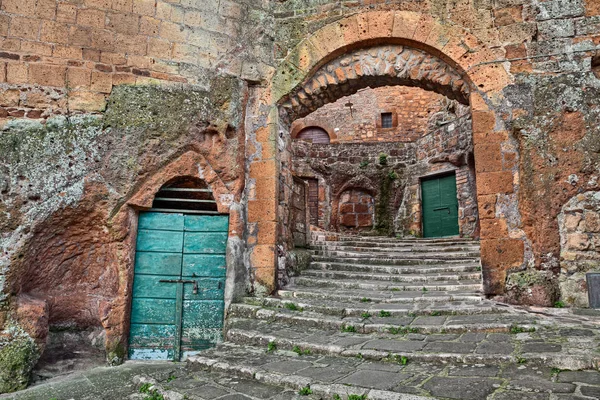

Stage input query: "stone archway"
[{"left": 246, "top": 10, "right": 523, "bottom": 297}]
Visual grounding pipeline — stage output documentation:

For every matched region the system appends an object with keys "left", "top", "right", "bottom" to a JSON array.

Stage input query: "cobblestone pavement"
[{"left": 0, "top": 361, "right": 302, "bottom": 400}]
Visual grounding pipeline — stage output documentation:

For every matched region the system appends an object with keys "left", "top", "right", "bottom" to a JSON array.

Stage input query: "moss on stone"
[
  {"left": 286, "top": 249, "right": 312, "bottom": 277},
  {"left": 0, "top": 326, "right": 39, "bottom": 394},
  {"left": 106, "top": 339, "right": 126, "bottom": 366}
]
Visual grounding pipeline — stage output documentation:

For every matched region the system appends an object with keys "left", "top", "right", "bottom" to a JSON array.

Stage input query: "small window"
[{"left": 381, "top": 112, "right": 393, "bottom": 128}]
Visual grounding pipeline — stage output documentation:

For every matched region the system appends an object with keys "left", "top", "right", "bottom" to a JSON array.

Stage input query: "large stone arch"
[{"left": 247, "top": 10, "right": 522, "bottom": 297}]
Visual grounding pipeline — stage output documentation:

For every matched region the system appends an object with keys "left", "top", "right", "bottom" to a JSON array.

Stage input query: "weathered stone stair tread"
[
  {"left": 302, "top": 269, "right": 482, "bottom": 282},
  {"left": 293, "top": 276, "right": 483, "bottom": 291},
  {"left": 188, "top": 343, "right": 600, "bottom": 399},
  {"left": 278, "top": 287, "right": 484, "bottom": 303},
  {"left": 310, "top": 249, "right": 481, "bottom": 259},
  {"left": 228, "top": 304, "right": 557, "bottom": 334},
  {"left": 311, "top": 261, "right": 482, "bottom": 274},
  {"left": 224, "top": 319, "right": 599, "bottom": 369},
  {"left": 311, "top": 244, "right": 481, "bottom": 253},
  {"left": 243, "top": 296, "right": 506, "bottom": 317},
  {"left": 312, "top": 255, "right": 478, "bottom": 266}
]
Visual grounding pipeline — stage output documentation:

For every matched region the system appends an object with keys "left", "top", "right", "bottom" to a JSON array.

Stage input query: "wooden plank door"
[
  {"left": 128, "top": 212, "right": 228, "bottom": 361},
  {"left": 422, "top": 174, "right": 459, "bottom": 238}
]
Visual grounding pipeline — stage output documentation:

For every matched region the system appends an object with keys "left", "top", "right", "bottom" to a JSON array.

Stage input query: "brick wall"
[
  {"left": 292, "top": 86, "right": 458, "bottom": 144},
  {"left": 339, "top": 189, "right": 375, "bottom": 231},
  {"left": 0, "top": 0, "right": 246, "bottom": 120}
]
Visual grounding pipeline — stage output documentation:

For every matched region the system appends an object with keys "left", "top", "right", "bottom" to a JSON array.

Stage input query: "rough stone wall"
[
  {"left": 292, "top": 112, "right": 476, "bottom": 238},
  {"left": 0, "top": 0, "right": 270, "bottom": 120},
  {"left": 558, "top": 192, "right": 600, "bottom": 307},
  {"left": 292, "top": 86, "right": 451, "bottom": 143}
]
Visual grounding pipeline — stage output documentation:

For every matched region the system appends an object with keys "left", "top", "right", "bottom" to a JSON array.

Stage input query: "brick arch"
[
  {"left": 280, "top": 45, "right": 469, "bottom": 122},
  {"left": 272, "top": 11, "right": 511, "bottom": 107},
  {"left": 250, "top": 10, "right": 522, "bottom": 298}
]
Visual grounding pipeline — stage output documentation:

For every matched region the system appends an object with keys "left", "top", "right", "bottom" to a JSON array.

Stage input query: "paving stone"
[
  {"left": 422, "top": 376, "right": 498, "bottom": 400},
  {"left": 362, "top": 339, "right": 427, "bottom": 352},
  {"left": 580, "top": 385, "right": 600, "bottom": 397},
  {"left": 506, "top": 377, "right": 576, "bottom": 393},
  {"left": 412, "top": 316, "right": 447, "bottom": 325},
  {"left": 426, "top": 334, "right": 460, "bottom": 341},
  {"left": 226, "top": 378, "right": 288, "bottom": 398},
  {"left": 338, "top": 370, "right": 412, "bottom": 390},
  {"left": 357, "top": 361, "right": 405, "bottom": 373},
  {"left": 197, "top": 384, "right": 232, "bottom": 399},
  {"left": 487, "top": 333, "right": 511, "bottom": 342},
  {"left": 423, "top": 341, "right": 477, "bottom": 354},
  {"left": 475, "top": 341, "right": 514, "bottom": 354},
  {"left": 492, "top": 392, "right": 550, "bottom": 399},
  {"left": 262, "top": 360, "right": 313, "bottom": 374},
  {"left": 459, "top": 332, "right": 487, "bottom": 342},
  {"left": 557, "top": 370, "right": 600, "bottom": 385},
  {"left": 296, "top": 366, "right": 353, "bottom": 382},
  {"left": 447, "top": 365, "right": 499, "bottom": 377},
  {"left": 332, "top": 336, "right": 369, "bottom": 347},
  {"left": 521, "top": 343, "right": 562, "bottom": 353},
  {"left": 558, "top": 328, "right": 595, "bottom": 337}
]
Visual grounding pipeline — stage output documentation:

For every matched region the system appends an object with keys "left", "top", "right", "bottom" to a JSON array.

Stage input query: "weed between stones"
[
  {"left": 389, "top": 326, "right": 419, "bottom": 335},
  {"left": 341, "top": 324, "right": 357, "bottom": 333},
  {"left": 298, "top": 386, "right": 312, "bottom": 395},
  {"left": 379, "top": 310, "right": 391, "bottom": 317},
  {"left": 267, "top": 341, "right": 277, "bottom": 352},
  {"left": 285, "top": 303, "right": 304, "bottom": 312},
  {"left": 510, "top": 325, "right": 536, "bottom": 334},
  {"left": 293, "top": 346, "right": 311, "bottom": 355}
]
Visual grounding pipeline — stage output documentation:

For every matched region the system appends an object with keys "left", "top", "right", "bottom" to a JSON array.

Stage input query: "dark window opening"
[
  {"left": 381, "top": 112, "right": 393, "bottom": 128},
  {"left": 151, "top": 177, "right": 219, "bottom": 214}
]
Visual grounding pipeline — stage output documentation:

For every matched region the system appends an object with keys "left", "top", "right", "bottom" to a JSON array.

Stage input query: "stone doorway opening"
[
  {"left": 128, "top": 177, "right": 228, "bottom": 361},
  {"left": 287, "top": 77, "right": 479, "bottom": 239}
]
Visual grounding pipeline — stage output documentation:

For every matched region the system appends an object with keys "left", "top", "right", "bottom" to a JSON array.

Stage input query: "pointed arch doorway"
[{"left": 128, "top": 177, "right": 228, "bottom": 361}]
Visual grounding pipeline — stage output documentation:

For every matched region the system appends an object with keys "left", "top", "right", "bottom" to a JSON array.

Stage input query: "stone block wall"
[
  {"left": 292, "top": 86, "right": 453, "bottom": 143},
  {"left": 558, "top": 192, "right": 600, "bottom": 307},
  {"left": 339, "top": 189, "right": 375, "bottom": 231},
  {"left": 0, "top": 0, "right": 259, "bottom": 120}
]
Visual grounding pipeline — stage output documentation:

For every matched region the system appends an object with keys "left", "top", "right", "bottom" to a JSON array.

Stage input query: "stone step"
[
  {"left": 224, "top": 318, "right": 599, "bottom": 370},
  {"left": 242, "top": 296, "right": 508, "bottom": 318},
  {"left": 310, "top": 249, "right": 481, "bottom": 260},
  {"left": 227, "top": 304, "right": 549, "bottom": 335},
  {"left": 310, "top": 261, "right": 482, "bottom": 274},
  {"left": 310, "top": 244, "right": 481, "bottom": 253},
  {"left": 188, "top": 342, "right": 600, "bottom": 400},
  {"left": 278, "top": 287, "right": 485, "bottom": 303},
  {"left": 301, "top": 269, "right": 483, "bottom": 283},
  {"left": 311, "top": 234, "right": 476, "bottom": 244},
  {"left": 312, "top": 255, "right": 478, "bottom": 266},
  {"left": 188, "top": 343, "right": 433, "bottom": 400},
  {"left": 292, "top": 276, "right": 483, "bottom": 292}
]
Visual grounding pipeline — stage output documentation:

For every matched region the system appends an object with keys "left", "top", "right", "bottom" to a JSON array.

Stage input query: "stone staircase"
[{"left": 189, "top": 232, "right": 600, "bottom": 400}]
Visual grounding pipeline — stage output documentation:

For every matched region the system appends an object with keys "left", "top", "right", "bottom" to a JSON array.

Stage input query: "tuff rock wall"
[{"left": 0, "top": 0, "right": 598, "bottom": 392}]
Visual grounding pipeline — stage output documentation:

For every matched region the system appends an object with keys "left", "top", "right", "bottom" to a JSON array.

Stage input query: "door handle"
[
  {"left": 433, "top": 207, "right": 450, "bottom": 212},
  {"left": 159, "top": 279, "right": 199, "bottom": 294}
]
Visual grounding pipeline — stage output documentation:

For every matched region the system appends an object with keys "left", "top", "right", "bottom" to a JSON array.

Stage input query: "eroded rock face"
[
  {"left": 0, "top": 79, "right": 247, "bottom": 387},
  {"left": 504, "top": 270, "right": 560, "bottom": 307},
  {"left": 558, "top": 191, "right": 600, "bottom": 307}
]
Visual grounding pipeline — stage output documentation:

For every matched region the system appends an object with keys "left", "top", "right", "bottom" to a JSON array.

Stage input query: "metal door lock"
[{"left": 159, "top": 279, "right": 199, "bottom": 294}]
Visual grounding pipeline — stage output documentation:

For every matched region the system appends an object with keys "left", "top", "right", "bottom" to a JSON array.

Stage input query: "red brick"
[
  {"left": 481, "top": 238, "right": 524, "bottom": 269},
  {"left": 474, "top": 143, "right": 503, "bottom": 173}
]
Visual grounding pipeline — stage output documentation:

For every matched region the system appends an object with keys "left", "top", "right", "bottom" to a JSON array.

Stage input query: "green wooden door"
[
  {"left": 422, "top": 174, "right": 459, "bottom": 238},
  {"left": 129, "top": 212, "right": 228, "bottom": 361}
]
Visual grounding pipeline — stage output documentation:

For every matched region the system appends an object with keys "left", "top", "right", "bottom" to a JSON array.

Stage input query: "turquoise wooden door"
[
  {"left": 422, "top": 174, "right": 459, "bottom": 238},
  {"left": 128, "top": 212, "right": 228, "bottom": 361}
]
